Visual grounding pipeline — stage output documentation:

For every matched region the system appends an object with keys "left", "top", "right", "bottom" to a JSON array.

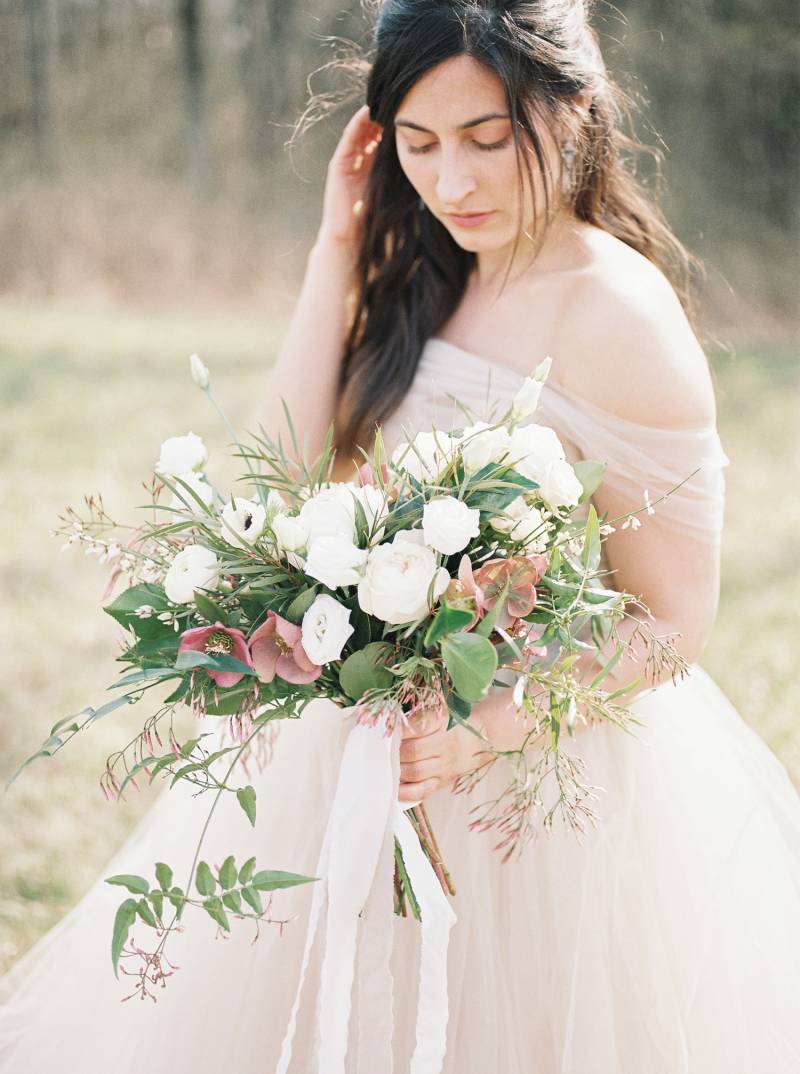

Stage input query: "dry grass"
[{"left": 0, "top": 302, "right": 797, "bottom": 971}]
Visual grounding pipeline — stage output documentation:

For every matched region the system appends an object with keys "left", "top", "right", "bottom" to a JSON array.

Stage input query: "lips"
[{"left": 446, "top": 210, "right": 495, "bottom": 228}]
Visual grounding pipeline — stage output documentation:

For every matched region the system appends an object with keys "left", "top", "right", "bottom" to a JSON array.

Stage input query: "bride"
[{"left": 2, "top": 2, "right": 799, "bottom": 1071}]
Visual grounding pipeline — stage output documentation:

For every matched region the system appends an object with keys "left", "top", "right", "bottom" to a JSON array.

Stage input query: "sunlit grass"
[{"left": 0, "top": 302, "right": 797, "bottom": 971}]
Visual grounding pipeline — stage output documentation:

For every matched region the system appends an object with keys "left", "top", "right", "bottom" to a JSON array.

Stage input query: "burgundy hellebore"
[
  {"left": 248, "top": 611, "right": 322, "bottom": 685},
  {"left": 177, "top": 622, "right": 254, "bottom": 688}
]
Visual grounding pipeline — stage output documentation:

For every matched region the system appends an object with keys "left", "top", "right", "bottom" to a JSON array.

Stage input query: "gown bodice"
[{"left": 381, "top": 337, "right": 730, "bottom": 546}]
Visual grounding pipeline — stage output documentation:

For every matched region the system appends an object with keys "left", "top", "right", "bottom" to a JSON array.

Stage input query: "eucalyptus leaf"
[
  {"left": 338, "top": 642, "right": 395, "bottom": 701},
  {"left": 441, "top": 632, "right": 498, "bottom": 702}
]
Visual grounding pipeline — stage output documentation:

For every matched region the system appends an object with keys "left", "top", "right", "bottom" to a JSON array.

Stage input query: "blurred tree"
[
  {"left": 25, "top": 0, "right": 57, "bottom": 173},
  {"left": 177, "top": 0, "right": 210, "bottom": 188}
]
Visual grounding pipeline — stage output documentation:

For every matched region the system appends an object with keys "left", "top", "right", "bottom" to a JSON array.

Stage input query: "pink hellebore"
[
  {"left": 248, "top": 611, "right": 322, "bottom": 685},
  {"left": 178, "top": 622, "right": 254, "bottom": 688}
]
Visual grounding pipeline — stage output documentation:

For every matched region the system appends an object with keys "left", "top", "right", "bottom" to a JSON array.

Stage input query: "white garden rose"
[
  {"left": 537, "top": 458, "right": 583, "bottom": 508},
  {"left": 390, "top": 431, "right": 458, "bottom": 483},
  {"left": 164, "top": 544, "right": 220, "bottom": 604},
  {"left": 156, "top": 432, "right": 208, "bottom": 477},
  {"left": 169, "top": 471, "right": 214, "bottom": 512},
  {"left": 298, "top": 484, "right": 358, "bottom": 543},
  {"left": 460, "top": 421, "right": 512, "bottom": 474},
  {"left": 507, "top": 423, "right": 565, "bottom": 482},
  {"left": 421, "top": 496, "right": 481, "bottom": 555},
  {"left": 301, "top": 594, "right": 354, "bottom": 665},
  {"left": 358, "top": 530, "right": 450, "bottom": 625},
  {"left": 220, "top": 496, "right": 266, "bottom": 546},
  {"left": 305, "top": 534, "right": 368, "bottom": 589}
]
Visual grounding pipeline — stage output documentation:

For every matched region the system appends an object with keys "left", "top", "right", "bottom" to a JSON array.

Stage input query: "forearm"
[{"left": 260, "top": 231, "right": 357, "bottom": 463}]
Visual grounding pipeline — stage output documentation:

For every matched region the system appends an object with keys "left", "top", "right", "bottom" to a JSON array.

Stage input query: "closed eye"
[{"left": 407, "top": 137, "right": 510, "bottom": 155}]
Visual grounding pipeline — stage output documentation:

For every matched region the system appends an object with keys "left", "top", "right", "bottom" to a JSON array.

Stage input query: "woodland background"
[{"left": 0, "top": 0, "right": 798, "bottom": 971}]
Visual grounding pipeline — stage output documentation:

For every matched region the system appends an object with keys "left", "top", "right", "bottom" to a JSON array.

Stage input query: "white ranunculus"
[
  {"left": 422, "top": 496, "right": 481, "bottom": 555},
  {"left": 305, "top": 534, "right": 368, "bottom": 589},
  {"left": 358, "top": 530, "right": 450, "bottom": 625},
  {"left": 507, "top": 423, "right": 565, "bottom": 482},
  {"left": 537, "top": 458, "right": 583, "bottom": 508},
  {"left": 511, "top": 377, "right": 544, "bottom": 421},
  {"left": 189, "top": 353, "right": 210, "bottom": 390},
  {"left": 390, "top": 431, "right": 458, "bottom": 483},
  {"left": 163, "top": 544, "right": 220, "bottom": 604},
  {"left": 298, "top": 483, "right": 359, "bottom": 543},
  {"left": 169, "top": 471, "right": 214, "bottom": 512},
  {"left": 220, "top": 496, "right": 266, "bottom": 546},
  {"left": 301, "top": 594, "right": 354, "bottom": 665},
  {"left": 460, "top": 421, "right": 512, "bottom": 474},
  {"left": 156, "top": 431, "right": 208, "bottom": 477}
]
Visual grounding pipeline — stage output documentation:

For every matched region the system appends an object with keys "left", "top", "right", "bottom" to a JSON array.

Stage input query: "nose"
[{"left": 435, "top": 148, "right": 477, "bottom": 208}]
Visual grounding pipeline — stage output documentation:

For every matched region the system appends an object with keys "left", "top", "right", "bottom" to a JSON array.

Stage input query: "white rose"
[
  {"left": 460, "top": 421, "right": 511, "bottom": 474},
  {"left": 358, "top": 530, "right": 450, "bottom": 624},
  {"left": 301, "top": 594, "right": 354, "bottom": 665},
  {"left": 511, "top": 377, "right": 544, "bottom": 420},
  {"left": 169, "top": 471, "right": 214, "bottom": 512},
  {"left": 189, "top": 353, "right": 210, "bottom": 390},
  {"left": 220, "top": 496, "right": 266, "bottom": 546},
  {"left": 507, "top": 423, "right": 565, "bottom": 482},
  {"left": 390, "top": 431, "right": 458, "bottom": 483},
  {"left": 490, "top": 497, "right": 552, "bottom": 551},
  {"left": 298, "top": 484, "right": 358, "bottom": 543},
  {"left": 537, "top": 458, "right": 583, "bottom": 508},
  {"left": 156, "top": 432, "right": 208, "bottom": 477},
  {"left": 422, "top": 496, "right": 481, "bottom": 555},
  {"left": 163, "top": 545, "right": 220, "bottom": 604},
  {"left": 305, "top": 534, "right": 368, "bottom": 589}
]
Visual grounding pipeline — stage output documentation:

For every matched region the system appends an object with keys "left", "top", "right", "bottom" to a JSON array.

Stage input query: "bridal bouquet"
[{"left": 8, "top": 353, "right": 685, "bottom": 1012}]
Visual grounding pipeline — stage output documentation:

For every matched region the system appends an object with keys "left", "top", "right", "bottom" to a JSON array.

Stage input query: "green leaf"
[
  {"left": 250, "top": 870, "right": 318, "bottom": 892},
  {"left": 423, "top": 600, "right": 473, "bottom": 649},
  {"left": 175, "top": 650, "right": 258, "bottom": 677},
  {"left": 236, "top": 785, "right": 257, "bottom": 827},
  {"left": 167, "top": 886, "right": 186, "bottom": 915},
  {"left": 219, "top": 855, "right": 238, "bottom": 891},
  {"left": 222, "top": 889, "right": 243, "bottom": 914},
  {"left": 574, "top": 459, "right": 606, "bottom": 501},
  {"left": 202, "top": 896, "right": 231, "bottom": 932},
  {"left": 445, "top": 689, "right": 472, "bottom": 725},
  {"left": 148, "top": 890, "right": 164, "bottom": 919},
  {"left": 105, "top": 873, "right": 150, "bottom": 896},
  {"left": 111, "top": 898, "right": 138, "bottom": 978},
  {"left": 238, "top": 856, "right": 256, "bottom": 886},
  {"left": 441, "top": 633, "right": 498, "bottom": 702},
  {"left": 241, "top": 885, "right": 263, "bottom": 914},
  {"left": 155, "top": 862, "right": 173, "bottom": 891},
  {"left": 473, "top": 577, "right": 511, "bottom": 639},
  {"left": 103, "top": 583, "right": 172, "bottom": 640},
  {"left": 284, "top": 585, "right": 318, "bottom": 624},
  {"left": 194, "top": 591, "right": 227, "bottom": 625},
  {"left": 581, "top": 505, "right": 601, "bottom": 573},
  {"left": 338, "top": 642, "right": 395, "bottom": 701},
  {"left": 195, "top": 861, "right": 216, "bottom": 897},
  {"left": 136, "top": 898, "right": 157, "bottom": 928}
]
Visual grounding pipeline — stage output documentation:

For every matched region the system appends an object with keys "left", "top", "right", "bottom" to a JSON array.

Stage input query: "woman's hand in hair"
[{"left": 319, "top": 103, "right": 383, "bottom": 251}]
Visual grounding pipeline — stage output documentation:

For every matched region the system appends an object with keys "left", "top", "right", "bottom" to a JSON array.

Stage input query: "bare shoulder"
[{"left": 553, "top": 228, "right": 717, "bottom": 428}]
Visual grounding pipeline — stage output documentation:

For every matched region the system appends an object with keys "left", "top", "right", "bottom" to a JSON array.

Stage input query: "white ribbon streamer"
[{"left": 276, "top": 708, "right": 457, "bottom": 1074}]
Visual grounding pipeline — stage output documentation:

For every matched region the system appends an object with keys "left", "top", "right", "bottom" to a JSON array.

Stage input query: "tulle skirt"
[{"left": 1, "top": 664, "right": 799, "bottom": 1073}]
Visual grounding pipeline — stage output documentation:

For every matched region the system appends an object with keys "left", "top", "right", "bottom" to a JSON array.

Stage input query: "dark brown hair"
[{"left": 291, "top": 0, "right": 701, "bottom": 458}]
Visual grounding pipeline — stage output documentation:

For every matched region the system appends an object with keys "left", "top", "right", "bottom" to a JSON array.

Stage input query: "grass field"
[{"left": 0, "top": 300, "right": 798, "bottom": 972}]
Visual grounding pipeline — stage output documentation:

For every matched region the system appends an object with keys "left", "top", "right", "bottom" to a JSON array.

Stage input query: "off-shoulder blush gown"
[{"left": 2, "top": 338, "right": 800, "bottom": 1073}]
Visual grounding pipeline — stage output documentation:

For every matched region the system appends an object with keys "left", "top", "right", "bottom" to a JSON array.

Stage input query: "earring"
[{"left": 560, "top": 138, "right": 577, "bottom": 195}]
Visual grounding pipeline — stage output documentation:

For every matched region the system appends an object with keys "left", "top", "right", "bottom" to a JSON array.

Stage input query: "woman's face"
[{"left": 393, "top": 54, "right": 560, "bottom": 253}]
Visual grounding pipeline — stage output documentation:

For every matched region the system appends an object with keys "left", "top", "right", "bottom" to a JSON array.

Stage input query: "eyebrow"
[{"left": 394, "top": 112, "right": 510, "bottom": 133}]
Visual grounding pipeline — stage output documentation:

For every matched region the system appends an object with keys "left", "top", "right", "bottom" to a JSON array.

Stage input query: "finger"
[
  {"left": 399, "top": 730, "right": 445, "bottom": 763},
  {"left": 400, "top": 706, "right": 448, "bottom": 739},
  {"left": 400, "top": 756, "right": 442, "bottom": 784},
  {"left": 398, "top": 776, "right": 441, "bottom": 803}
]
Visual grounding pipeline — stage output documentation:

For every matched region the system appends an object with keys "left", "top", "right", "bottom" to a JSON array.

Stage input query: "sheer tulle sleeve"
[{"left": 537, "top": 382, "right": 730, "bottom": 543}]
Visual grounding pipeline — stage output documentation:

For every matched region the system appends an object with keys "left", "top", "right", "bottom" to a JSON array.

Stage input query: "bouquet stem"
[{"left": 409, "top": 803, "right": 456, "bottom": 898}]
